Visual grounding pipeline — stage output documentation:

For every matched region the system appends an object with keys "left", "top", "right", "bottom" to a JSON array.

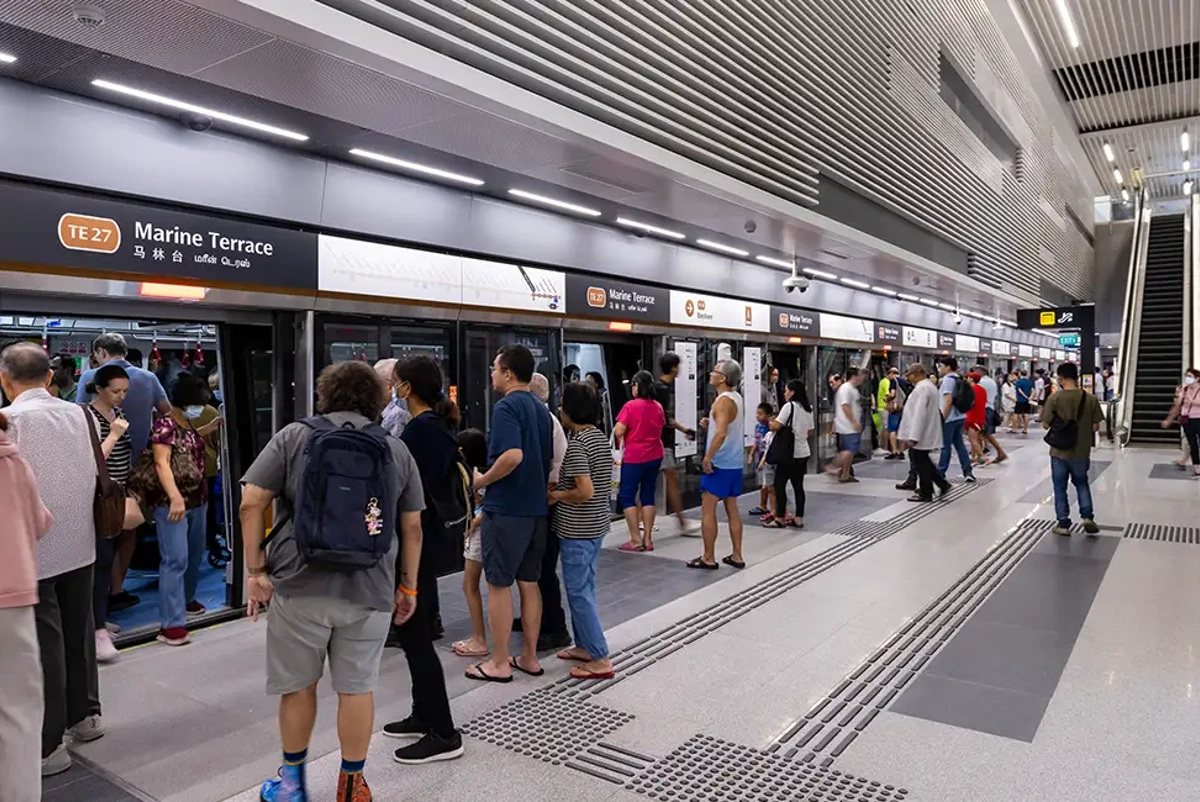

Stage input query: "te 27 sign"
[{"left": 58, "top": 213, "right": 121, "bottom": 254}]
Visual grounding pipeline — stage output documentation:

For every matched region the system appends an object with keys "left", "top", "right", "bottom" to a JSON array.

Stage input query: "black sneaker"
[
  {"left": 384, "top": 627, "right": 402, "bottom": 649},
  {"left": 937, "top": 483, "right": 951, "bottom": 498},
  {"left": 964, "top": 475, "right": 978, "bottom": 484},
  {"left": 431, "top": 614, "right": 445, "bottom": 641},
  {"left": 383, "top": 715, "right": 430, "bottom": 741},
  {"left": 895, "top": 482, "right": 916, "bottom": 491},
  {"left": 108, "top": 592, "right": 140, "bottom": 613},
  {"left": 537, "top": 631, "right": 572, "bottom": 652},
  {"left": 393, "top": 731, "right": 464, "bottom": 765}
]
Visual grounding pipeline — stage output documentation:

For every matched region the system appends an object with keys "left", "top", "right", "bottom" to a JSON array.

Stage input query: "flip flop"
[
  {"left": 452, "top": 640, "right": 489, "bottom": 657},
  {"left": 722, "top": 556, "right": 746, "bottom": 570},
  {"left": 570, "top": 665, "right": 616, "bottom": 680},
  {"left": 509, "top": 656, "right": 545, "bottom": 677},
  {"left": 557, "top": 649, "right": 590, "bottom": 663},
  {"left": 618, "top": 542, "right": 645, "bottom": 552},
  {"left": 642, "top": 543, "right": 655, "bottom": 552},
  {"left": 465, "top": 663, "right": 513, "bottom": 683},
  {"left": 686, "top": 557, "right": 718, "bottom": 570}
]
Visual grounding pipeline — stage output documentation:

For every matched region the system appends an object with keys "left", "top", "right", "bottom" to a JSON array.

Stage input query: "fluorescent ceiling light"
[
  {"left": 615, "top": 217, "right": 685, "bottom": 240},
  {"left": 507, "top": 189, "right": 601, "bottom": 217},
  {"left": 897, "top": 293, "right": 920, "bottom": 302},
  {"left": 871, "top": 286, "right": 898, "bottom": 296},
  {"left": 91, "top": 79, "right": 308, "bottom": 141},
  {"left": 1054, "top": 0, "right": 1081, "bottom": 48},
  {"left": 348, "top": 148, "right": 483, "bottom": 186},
  {"left": 919, "top": 297, "right": 940, "bottom": 306},
  {"left": 1112, "top": 168, "right": 1123, "bottom": 184},
  {"left": 696, "top": 239, "right": 749, "bottom": 257},
  {"left": 755, "top": 254, "right": 795, "bottom": 269},
  {"left": 1185, "top": 160, "right": 1192, "bottom": 171},
  {"left": 1121, "top": 188, "right": 1130, "bottom": 203},
  {"left": 939, "top": 303, "right": 958, "bottom": 311},
  {"left": 1184, "top": 131, "right": 1191, "bottom": 152},
  {"left": 1000, "top": 320, "right": 1016, "bottom": 327},
  {"left": 0, "top": 52, "right": 15, "bottom": 64},
  {"left": 840, "top": 278, "right": 870, "bottom": 289},
  {"left": 802, "top": 267, "right": 838, "bottom": 280},
  {"left": 1186, "top": 180, "right": 1194, "bottom": 196},
  {"left": 1102, "top": 142, "right": 1114, "bottom": 162}
]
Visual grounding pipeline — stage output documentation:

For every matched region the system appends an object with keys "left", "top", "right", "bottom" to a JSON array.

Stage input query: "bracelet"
[
  {"left": 398, "top": 584, "right": 418, "bottom": 597},
  {"left": 247, "top": 566, "right": 267, "bottom": 577}
]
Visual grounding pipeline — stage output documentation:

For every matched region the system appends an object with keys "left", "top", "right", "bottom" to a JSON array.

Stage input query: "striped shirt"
[
  {"left": 553, "top": 427, "right": 614, "bottom": 540},
  {"left": 87, "top": 404, "right": 133, "bottom": 487},
  {"left": 3, "top": 389, "right": 98, "bottom": 580}
]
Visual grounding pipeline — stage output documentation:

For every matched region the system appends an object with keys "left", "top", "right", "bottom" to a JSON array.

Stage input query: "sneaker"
[
  {"left": 393, "top": 731, "right": 465, "bottom": 765},
  {"left": 384, "top": 628, "right": 402, "bottom": 649},
  {"left": 937, "top": 483, "right": 951, "bottom": 498},
  {"left": 157, "top": 627, "right": 191, "bottom": 646},
  {"left": 185, "top": 600, "right": 207, "bottom": 617},
  {"left": 383, "top": 715, "right": 429, "bottom": 741},
  {"left": 964, "top": 475, "right": 978, "bottom": 484},
  {"left": 336, "top": 772, "right": 372, "bottom": 802},
  {"left": 41, "top": 743, "right": 71, "bottom": 777},
  {"left": 895, "top": 482, "right": 916, "bottom": 491},
  {"left": 95, "top": 629, "right": 119, "bottom": 664},
  {"left": 68, "top": 714, "right": 105, "bottom": 743},
  {"left": 1082, "top": 519, "right": 1100, "bottom": 535},
  {"left": 431, "top": 614, "right": 445, "bottom": 641},
  {"left": 108, "top": 591, "right": 140, "bottom": 612},
  {"left": 260, "top": 772, "right": 307, "bottom": 802},
  {"left": 537, "top": 631, "right": 572, "bottom": 652},
  {"left": 1053, "top": 524, "right": 1072, "bottom": 536},
  {"left": 747, "top": 506, "right": 766, "bottom": 516}
]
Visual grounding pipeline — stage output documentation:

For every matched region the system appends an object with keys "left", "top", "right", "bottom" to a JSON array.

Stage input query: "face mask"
[
  {"left": 1187, "top": 377, "right": 1197, "bottom": 386},
  {"left": 183, "top": 405, "right": 205, "bottom": 420}
]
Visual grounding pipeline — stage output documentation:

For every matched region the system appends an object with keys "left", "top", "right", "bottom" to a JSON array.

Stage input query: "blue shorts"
[
  {"left": 701, "top": 466, "right": 744, "bottom": 500},
  {"left": 887, "top": 413, "right": 901, "bottom": 432},
  {"left": 619, "top": 458, "right": 662, "bottom": 509},
  {"left": 838, "top": 433, "right": 862, "bottom": 454},
  {"left": 479, "top": 512, "right": 548, "bottom": 588}
]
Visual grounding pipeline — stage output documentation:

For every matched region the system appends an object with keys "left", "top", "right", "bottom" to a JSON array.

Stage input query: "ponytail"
[
  {"left": 434, "top": 395, "right": 461, "bottom": 428},
  {"left": 85, "top": 382, "right": 98, "bottom": 395},
  {"left": 0, "top": 411, "right": 7, "bottom": 431}
]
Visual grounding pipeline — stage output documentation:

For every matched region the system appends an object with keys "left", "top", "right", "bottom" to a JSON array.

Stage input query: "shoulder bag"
[
  {"left": 765, "top": 402, "right": 796, "bottom": 466},
  {"left": 84, "top": 406, "right": 126, "bottom": 539},
  {"left": 1043, "top": 391, "right": 1088, "bottom": 451}
]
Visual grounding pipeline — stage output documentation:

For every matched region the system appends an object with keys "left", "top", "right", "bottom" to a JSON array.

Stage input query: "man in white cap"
[{"left": 688, "top": 359, "right": 746, "bottom": 572}]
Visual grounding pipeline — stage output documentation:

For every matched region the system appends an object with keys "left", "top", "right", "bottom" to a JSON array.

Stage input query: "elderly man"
[
  {"left": 374, "top": 358, "right": 410, "bottom": 437},
  {"left": 897, "top": 363, "right": 950, "bottom": 503},
  {"left": 1, "top": 342, "right": 103, "bottom": 777}
]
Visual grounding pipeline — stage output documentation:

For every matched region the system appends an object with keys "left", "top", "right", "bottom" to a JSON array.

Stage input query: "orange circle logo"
[{"left": 685, "top": 299, "right": 695, "bottom": 317}]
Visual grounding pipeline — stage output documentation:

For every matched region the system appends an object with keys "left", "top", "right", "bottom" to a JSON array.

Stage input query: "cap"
[{"left": 714, "top": 359, "right": 742, "bottom": 387}]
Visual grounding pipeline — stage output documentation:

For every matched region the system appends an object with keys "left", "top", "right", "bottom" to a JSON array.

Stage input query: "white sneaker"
[
  {"left": 95, "top": 629, "right": 119, "bottom": 664},
  {"left": 68, "top": 714, "right": 105, "bottom": 743},
  {"left": 42, "top": 743, "right": 71, "bottom": 777}
]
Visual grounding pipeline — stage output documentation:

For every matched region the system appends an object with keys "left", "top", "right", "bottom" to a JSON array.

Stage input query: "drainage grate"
[
  {"left": 1124, "top": 523, "right": 1200, "bottom": 544},
  {"left": 831, "top": 480, "right": 989, "bottom": 540},
  {"left": 626, "top": 734, "right": 909, "bottom": 800},
  {"left": 462, "top": 688, "right": 634, "bottom": 763},
  {"left": 771, "top": 518, "right": 1051, "bottom": 761}
]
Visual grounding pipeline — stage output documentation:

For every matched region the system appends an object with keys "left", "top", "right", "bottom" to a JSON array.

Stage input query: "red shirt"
[
  {"left": 966, "top": 384, "right": 988, "bottom": 429},
  {"left": 616, "top": 398, "right": 666, "bottom": 464}
]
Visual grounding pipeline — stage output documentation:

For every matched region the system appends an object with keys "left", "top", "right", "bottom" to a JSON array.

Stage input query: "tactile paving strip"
[
  {"left": 771, "top": 518, "right": 1051, "bottom": 762},
  {"left": 830, "top": 478, "right": 990, "bottom": 540},
  {"left": 1124, "top": 523, "right": 1200, "bottom": 544},
  {"left": 626, "top": 734, "right": 909, "bottom": 801},
  {"left": 551, "top": 478, "right": 989, "bottom": 701},
  {"left": 462, "top": 687, "right": 634, "bottom": 763}
]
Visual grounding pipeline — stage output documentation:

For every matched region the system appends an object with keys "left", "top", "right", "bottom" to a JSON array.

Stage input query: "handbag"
[
  {"left": 1043, "top": 391, "right": 1088, "bottom": 451},
  {"left": 765, "top": 402, "right": 796, "bottom": 466},
  {"left": 127, "top": 418, "right": 205, "bottom": 506},
  {"left": 84, "top": 406, "right": 126, "bottom": 539}
]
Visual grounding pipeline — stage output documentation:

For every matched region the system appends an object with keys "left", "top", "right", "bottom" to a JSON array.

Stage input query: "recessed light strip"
[
  {"left": 871, "top": 286, "right": 897, "bottom": 296},
  {"left": 91, "top": 79, "right": 308, "bottom": 141},
  {"left": 0, "top": 52, "right": 16, "bottom": 64},
  {"left": 348, "top": 148, "right": 483, "bottom": 186},
  {"left": 802, "top": 267, "right": 838, "bottom": 281},
  {"left": 615, "top": 217, "right": 685, "bottom": 240},
  {"left": 695, "top": 239, "right": 750, "bottom": 257},
  {"left": 755, "top": 255, "right": 795, "bottom": 269},
  {"left": 897, "top": 293, "right": 920, "bottom": 302},
  {"left": 507, "top": 189, "right": 601, "bottom": 217},
  {"left": 840, "top": 278, "right": 870, "bottom": 289},
  {"left": 1054, "top": 0, "right": 1081, "bottom": 48}
]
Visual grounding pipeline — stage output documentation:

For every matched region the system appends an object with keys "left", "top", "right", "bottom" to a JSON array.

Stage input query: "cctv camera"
[
  {"left": 744, "top": 220, "right": 758, "bottom": 234},
  {"left": 954, "top": 313, "right": 963, "bottom": 326},
  {"left": 782, "top": 275, "right": 810, "bottom": 294},
  {"left": 181, "top": 112, "right": 213, "bottom": 132}
]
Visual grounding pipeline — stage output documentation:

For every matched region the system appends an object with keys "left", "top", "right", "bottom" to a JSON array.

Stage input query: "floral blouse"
[{"left": 151, "top": 415, "right": 208, "bottom": 508}]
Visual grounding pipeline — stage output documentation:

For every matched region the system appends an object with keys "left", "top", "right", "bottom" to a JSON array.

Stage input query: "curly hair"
[{"left": 316, "top": 360, "right": 388, "bottom": 420}]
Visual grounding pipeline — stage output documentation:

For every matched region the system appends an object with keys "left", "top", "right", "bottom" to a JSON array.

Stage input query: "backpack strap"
[{"left": 299, "top": 416, "right": 336, "bottom": 431}]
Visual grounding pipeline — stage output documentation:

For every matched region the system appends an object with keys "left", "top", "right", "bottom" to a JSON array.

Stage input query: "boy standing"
[{"left": 748, "top": 403, "right": 775, "bottom": 518}]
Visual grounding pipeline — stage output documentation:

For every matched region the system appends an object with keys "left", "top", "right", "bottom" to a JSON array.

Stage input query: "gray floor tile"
[
  {"left": 1031, "top": 531, "right": 1121, "bottom": 561},
  {"left": 1017, "top": 460, "right": 1112, "bottom": 503},
  {"left": 682, "top": 489, "right": 894, "bottom": 531},
  {"left": 973, "top": 555, "right": 1111, "bottom": 633},
  {"left": 42, "top": 764, "right": 141, "bottom": 802},
  {"left": 891, "top": 673, "right": 1051, "bottom": 742},
  {"left": 921, "top": 618, "right": 1077, "bottom": 697},
  {"left": 1148, "top": 463, "right": 1200, "bottom": 480}
]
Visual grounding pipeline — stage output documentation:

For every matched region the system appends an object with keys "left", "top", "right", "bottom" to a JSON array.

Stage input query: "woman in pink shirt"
[
  {"left": 1163, "top": 367, "right": 1200, "bottom": 475},
  {"left": 613, "top": 371, "right": 666, "bottom": 551},
  {"left": 0, "top": 411, "right": 53, "bottom": 802}
]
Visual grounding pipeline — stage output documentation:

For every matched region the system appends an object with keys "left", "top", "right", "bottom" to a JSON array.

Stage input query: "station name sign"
[{"left": 564, "top": 274, "right": 669, "bottom": 322}]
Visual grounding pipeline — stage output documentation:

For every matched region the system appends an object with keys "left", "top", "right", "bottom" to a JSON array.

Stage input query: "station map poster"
[
  {"left": 461, "top": 258, "right": 565, "bottom": 314},
  {"left": 955, "top": 334, "right": 981, "bottom": 353},
  {"left": 991, "top": 340, "right": 1011, "bottom": 356},
  {"left": 742, "top": 347, "right": 763, "bottom": 448},
  {"left": 1018, "top": 344, "right": 1034, "bottom": 358},
  {"left": 318, "top": 235, "right": 462, "bottom": 305},
  {"left": 674, "top": 341, "right": 699, "bottom": 458},
  {"left": 819, "top": 312, "right": 874, "bottom": 343}
]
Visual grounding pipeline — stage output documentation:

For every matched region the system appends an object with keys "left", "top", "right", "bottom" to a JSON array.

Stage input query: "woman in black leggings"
[
  {"left": 767, "top": 379, "right": 815, "bottom": 528},
  {"left": 1164, "top": 368, "right": 1200, "bottom": 476}
]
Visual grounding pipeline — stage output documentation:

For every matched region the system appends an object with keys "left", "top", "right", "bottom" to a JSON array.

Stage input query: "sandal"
[
  {"left": 465, "top": 663, "right": 513, "bottom": 683},
  {"left": 618, "top": 542, "right": 645, "bottom": 552},
  {"left": 557, "top": 649, "right": 590, "bottom": 663},
  {"left": 788, "top": 519, "right": 804, "bottom": 529},
  {"left": 748, "top": 506, "right": 766, "bottom": 516},
  {"left": 759, "top": 513, "right": 775, "bottom": 523},
  {"left": 686, "top": 557, "right": 718, "bottom": 570},
  {"left": 721, "top": 556, "right": 746, "bottom": 570},
  {"left": 452, "top": 640, "right": 489, "bottom": 657},
  {"left": 509, "top": 656, "right": 545, "bottom": 677},
  {"left": 762, "top": 519, "right": 785, "bottom": 528},
  {"left": 570, "top": 665, "right": 616, "bottom": 680},
  {"left": 642, "top": 542, "right": 655, "bottom": 552}
]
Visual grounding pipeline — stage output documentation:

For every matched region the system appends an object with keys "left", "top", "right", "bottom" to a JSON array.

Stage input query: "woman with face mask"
[
  {"left": 1163, "top": 368, "right": 1200, "bottom": 475},
  {"left": 128, "top": 372, "right": 213, "bottom": 646}
]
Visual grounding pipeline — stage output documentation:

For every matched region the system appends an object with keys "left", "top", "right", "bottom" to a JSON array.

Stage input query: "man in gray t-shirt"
[{"left": 238, "top": 361, "right": 424, "bottom": 801}]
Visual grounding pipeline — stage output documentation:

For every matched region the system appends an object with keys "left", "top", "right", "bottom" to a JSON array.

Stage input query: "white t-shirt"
[
  {"left": 775, "top": 401, "right": 814, "bottom": 459},
  {"left": 1034, "top": 377, "right": 1045, "bottom": 402},
  {"left": 834, "top": 383, "right": 860, "bottom": 434}
]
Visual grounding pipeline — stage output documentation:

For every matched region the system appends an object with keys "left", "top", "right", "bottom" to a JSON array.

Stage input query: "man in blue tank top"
[{"left": 688, "top": 359, "right": 747, "bottom": 572}]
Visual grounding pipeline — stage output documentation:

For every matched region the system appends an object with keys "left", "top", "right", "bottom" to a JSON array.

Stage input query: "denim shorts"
[
  {"left": 838, "top": 433, "right": 862, "bottom": 454},
  {"left": 700, "top": 466, "right": 743, "bottom": 500},
  {"left": 619, "top": 458, "right": 662, "bottom": 509},
  {"left": 480, "top": 511, "right": 548, "bottom": 588},
  {"left": 887, "top": 413, "right": 902, "bottom": 432}
]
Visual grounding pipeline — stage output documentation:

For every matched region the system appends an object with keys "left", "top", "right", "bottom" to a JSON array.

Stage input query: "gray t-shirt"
[
  {"left": 241, "top": 411, "right": 425, "bottom": 611},
  {"left": 940, "top": 373, "right": 965, "bottom": 422}
]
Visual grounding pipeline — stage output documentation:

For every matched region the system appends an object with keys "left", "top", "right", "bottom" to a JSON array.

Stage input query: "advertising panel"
[
  {"left": 819, "top": 312, "right": 874, "bottom": 343},
  {"left": 955, "top": 334, "right": 981, "bottom": 353},
  {"left": 673, "top": 342, "right": 699, "bottom": 457},
  {"left": 1018, "top": 344, "right": 1034, "bottom": 358},
  {"left": 990, "top": 340, "right": 1011, "bottom": 356},
  {"left": 742, "top": 347, "right": 763, "bottom": 447}
]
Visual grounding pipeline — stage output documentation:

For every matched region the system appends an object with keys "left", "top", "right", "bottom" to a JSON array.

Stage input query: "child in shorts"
[
  {"left": 748, "top": 403, "right": 776, "bottom": 517},
  {"left": 453, "top": 428, "right": 490, "bottom": 658}
]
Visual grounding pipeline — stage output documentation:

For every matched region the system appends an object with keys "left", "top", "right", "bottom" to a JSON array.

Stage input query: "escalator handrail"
[{"left": 1115, "top": 194, "right": 1151, "bottom": 447}]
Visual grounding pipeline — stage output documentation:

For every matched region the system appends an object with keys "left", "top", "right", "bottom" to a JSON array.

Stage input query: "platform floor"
[{"left": 58, "top": 432, "right": 1200, "bottom": 802}]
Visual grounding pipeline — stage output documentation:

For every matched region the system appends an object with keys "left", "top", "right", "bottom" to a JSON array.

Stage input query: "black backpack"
[
  {"left": 951, "top": 374, "right": 975, "bottom": 414},
  {"left": 425, "top": 452, "right": 473, "bottom": 553},
  {"left": 765, "top": 401, "right": 796, "bottom": 466},
  {"left": 1044, "top": 392, "right": 1088, "bottom": 451}
]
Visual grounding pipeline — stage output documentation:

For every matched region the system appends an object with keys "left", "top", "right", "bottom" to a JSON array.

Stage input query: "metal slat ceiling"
[{"left": 343, "top": 0, "right": 1094, "bottom": 300}]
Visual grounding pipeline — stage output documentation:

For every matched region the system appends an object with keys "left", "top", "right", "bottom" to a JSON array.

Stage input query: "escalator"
[{"left": 1130, "top": 214, "right": 1186, "bottom": 444}]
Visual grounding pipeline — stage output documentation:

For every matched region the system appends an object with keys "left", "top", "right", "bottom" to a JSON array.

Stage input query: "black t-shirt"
[
  {"left": 654, "top": 378, "right": 675, "bottom": 447},
  {"left": 399, "top": 411, "right": 459, "bottom": 537}
]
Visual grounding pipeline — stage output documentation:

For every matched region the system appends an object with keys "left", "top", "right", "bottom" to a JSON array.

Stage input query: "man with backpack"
[
  {"left": 936, "top": 357, "right": 977, "bottom": 483},
  {"left": 239, "top": 361, "right": 426, "bottom": 802},
  {"left": 1041, "top": 362, "right": 1104, "bottom": 536}
]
